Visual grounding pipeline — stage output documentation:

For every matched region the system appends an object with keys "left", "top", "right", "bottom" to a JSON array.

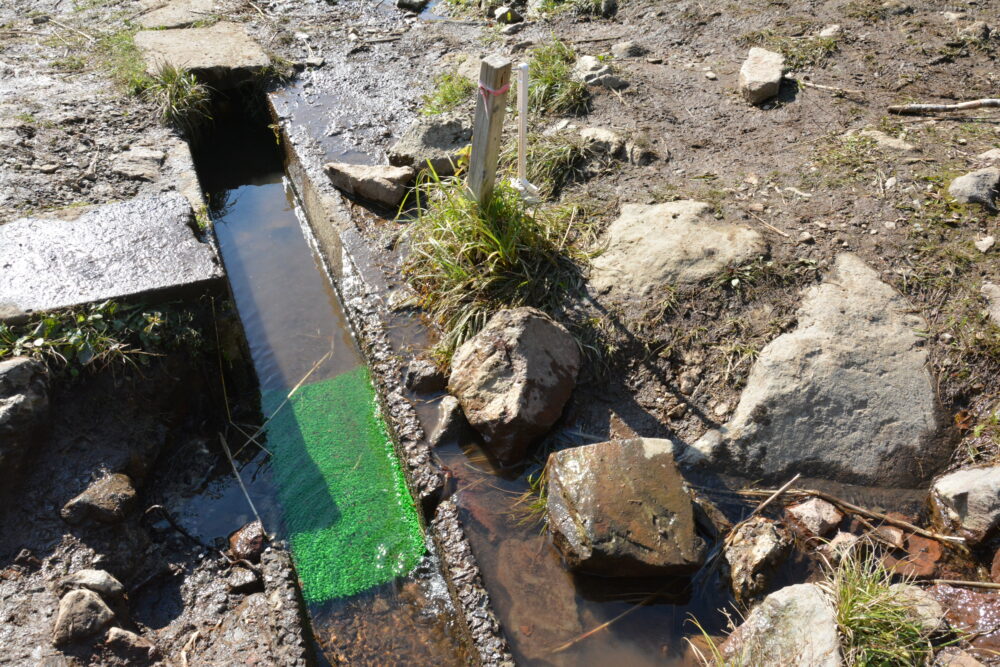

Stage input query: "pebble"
[
  {"left": 798, "top": 231, "right": 815, "bottom": 244},
  {"left": 704, "top": 71, "right": 717, "bottom": 80},
  {"left": 975, "top": 235, "right": 996, "bottom": 253}
]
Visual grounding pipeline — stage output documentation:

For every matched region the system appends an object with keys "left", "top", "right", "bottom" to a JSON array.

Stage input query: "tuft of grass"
[
  {"left": 738, "top": 30, "right": 839, "bottom": 71},
  {"left": 0, "top": 300, "right": 203, "bottom": 376},
  {"left": 499, "top": 131, "right": 594, "bottom": 199},
  {"left": 402, "top": 169, "right": 593, "bottom": 359},
  {"left": 507, "top": 467, "right": 549, "bottom": 528},
  {"left": 421, "top": 71, "right": 476, "bottom": 115},
  {"left": 144, "top": 62, "right": 212, "bottom": 137},
  {"left": 528, "top": 40, "right": 589, "bottom": 115},
  {"left": 50, "top": 55, "right": 87, "bottom": 72},
  {"left": 808, "top": 134, "right": 880, "bottom": 187},
  {"left": 819, "top": 545, "right": 937, "bottom": 666},
  {"left": 97, "top": 28, "right": 151, "bottom": 94}
]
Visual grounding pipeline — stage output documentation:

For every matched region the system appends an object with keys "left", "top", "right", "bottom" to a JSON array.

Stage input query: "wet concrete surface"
[{"left": 0, "top": 194, "right": 223, "bottom": 321}]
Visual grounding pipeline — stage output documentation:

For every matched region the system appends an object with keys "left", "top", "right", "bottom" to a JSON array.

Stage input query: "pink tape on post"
[{"left": 478, "top": 81, "right": 511, "bottom": 118}]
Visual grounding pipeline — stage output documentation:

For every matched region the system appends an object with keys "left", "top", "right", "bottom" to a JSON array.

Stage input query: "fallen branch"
[
  {"left": 748, "top": 212, "right": 792, "bottom": 238},
  {"left": 889, "top": 99, "right": 1000, "bottom": 115},
  {"left": 795, "top": 79, "right": 865, "bottom": 97},
  {"left": 748, "top": 473, "right": 801, "bottom": 518},
  {"left": 930, "top": 579, "right": 1000, "bottom": 590},
  {"left": 49, "top": 18, "right": 95, "bottom": 43},
  {"left": 218, "top": 433, "right": 264, "bottom": 530}
]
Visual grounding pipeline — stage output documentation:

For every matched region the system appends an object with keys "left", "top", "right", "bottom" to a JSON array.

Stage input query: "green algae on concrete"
[{"left": 262, "top": 365, "right": 424, "bottom": 602}]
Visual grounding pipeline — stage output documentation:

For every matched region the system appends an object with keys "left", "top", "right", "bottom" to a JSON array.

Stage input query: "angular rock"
[
  {"left": 785, "top": 498, "right": 843, "bottom": 538},
  {"left": 61, "top": 473, "right": 137, "bottom": 525},
  {"left": 935, "top": 648, "right": 986, "bottom": 667},
  {"left": 229, "top": 520, "right": 267, "bottom": 563},
  {"left": 494, "top": 5, "right": 522, "bottom": 23},
  {"left": 52, "top": 589, "right": 114, "bottom": 646},
  {"left": 723, "top": 516, "right": 791, "bottom": 604},
  {"left": 134, "top": 22, "right": 270, "bottom": 89},
  {"left": 428, "top": 395, "right": 471, "bottom": 447},
  {"left": 388, "top": 113, "right": 473, "bottom": 177},
  {"left": 822, "top": 530, "right": 860, "bottom": 562},
  {"left": 546, "top": 438, "right": 706, "bottom": 576},
  {"left": 403, "top": 358, "right": 446, "bottom": 393},
  {"left": 104, "top": 627, "right": 160, "bottom": 662},
  {"left": 932, "top": 466, "right": 1000, "bottom": 544},
  {"left": 949, "top": 168, "right": 1000, "bottom": 210},
  {"left": 575, "top": 56, "right": 628, "bottom": 90},
  {"left": 227, "top": 565, "right": 263, "bottom": 594},
  {"left": 611, "top": 41, "right": 647, "bottom": 58},
  {"left": 137, "top": 0, "right": 216, "bottom": 29},
  {"left": 589, "top": 201, "right": 765, "bottom": 298},
  {"left": 983, "top": 282, "right": 1000, "bottom": 326},
  {"left": 0, "top": 357, "right": 48, "bottom": 478},
  {"left": 110, "top": 146, "right": 165, "bottom": 181},
  {"left": 975, "top": 236, "right": 995, "bottom": 253},
  {"left": 0, "top": 194, "right": 223, "bottom": 321},
  {"left": 59, "top": 570, "right": 125, "bottom": 600},
  {"left": 448, "top": 308, "right": 580, "bottom": 465},
  {"left": 739, "top": 48, "right": 785, "bottom": 105},
  {"left": 580, "top": 127, "right": 624, "bottom": 157},
  {"left": 722, "top": 583, "right": 842, "bottom": 666},
  {"left": 819, "top": 24, "right": 842, "bottom": 38},
  {"left": 890, "top": 583, "right": 946, "bottom": 633},
  {"left": 694, "top": 253, "right": 941, "bottom": 487},
  {"left": 324, "top": 162, "right": 414, "bottom": 207}
]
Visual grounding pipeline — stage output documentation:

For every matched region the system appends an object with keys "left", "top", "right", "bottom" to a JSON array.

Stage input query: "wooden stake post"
[{"left": 466, "top": 55, "right": 512, "bottom": 206}]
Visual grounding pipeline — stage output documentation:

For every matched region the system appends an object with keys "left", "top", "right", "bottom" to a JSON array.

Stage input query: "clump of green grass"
[
  {"left": 421, "top": 71, "right": 476, "bottom": 115},
  {"left": 97, "top": 28, "right": 150, "bottom": 94},
  {"left": 507, "top": 466, "right": 549, "bottom": 528},
  {"left": 402, "top": 170, "right": 593, "bottom": 358},
  {"left": 144, "top": 62, "right": 212, "bottom": 137},
  {"left": 819, "top": 545, "right": 937, "bottom": 665},
  {"left": 528, "top": 40, "right": 589, "bottom": 115},
  {"left": 499, "top": 131, "right": 594, "bottom": 199},
  {"left": 809, "top": 134, "right": 880, "bottom": 187},
  {"left": 0, "top": 300, "right": 203, "bottom": 376},
  {"left": 536, "top": 0, "right": 615, "bottom": 15},
  {"left": 738, "top": 30, "right": 839, "bottom": 70}
]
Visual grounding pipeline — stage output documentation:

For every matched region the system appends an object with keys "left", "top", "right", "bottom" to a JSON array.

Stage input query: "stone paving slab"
[
  {"left": 0, "top": 194, "right": 223, "bottom": 321},
  {"left": 135, "top": 22, "right": 270, "bottom": 88},
  {"left": 137, "top": 0, "right": 216, "bottom": 29}
]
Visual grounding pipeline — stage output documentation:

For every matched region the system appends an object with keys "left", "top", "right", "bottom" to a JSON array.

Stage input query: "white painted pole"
[{"left": 517, "top": 63, "right": 529, "bottom": 183}]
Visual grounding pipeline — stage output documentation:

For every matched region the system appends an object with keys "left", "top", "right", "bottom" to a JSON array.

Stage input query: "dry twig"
[{"left": 889, "top": 99, "right": 1000, "bottom": 115}]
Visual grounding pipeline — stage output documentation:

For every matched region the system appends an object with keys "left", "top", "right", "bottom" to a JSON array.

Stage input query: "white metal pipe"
[{"left": 517, "top": 62, "right": 529, "bottom": 184}]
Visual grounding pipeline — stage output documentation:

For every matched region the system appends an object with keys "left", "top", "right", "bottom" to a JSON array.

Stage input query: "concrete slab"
[
  {"left": 134, "top": 22, "right": 270, "bottom": 89},
  {"left": 137, "top": 0, "right": 216, "bottom": 29},
  {"left": 0, "top": 194, "right": 223, "bottom": 321}
]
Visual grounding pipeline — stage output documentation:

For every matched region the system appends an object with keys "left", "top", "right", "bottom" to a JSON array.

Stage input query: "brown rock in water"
[
  {"left": 52, "top": 589, "right": 114, "bottom": 646},
  {"left": 545, "top": 438, "right": 706, "bottom": 576},
  {"left": 61, "top": 473, "right": 136, "bottom": 525},
  {"left": 448, "top": 308, "right": 579, "bottom": 466},
  {"left": 723, "top": 516, "right": 791, "bottom": 604},
  {"left": 884, "top": 533, "right": 942, "bottom": 579},
  {"left": 229, "top": 520, "right": 267, "bottom": 563},
  {"left": 784, "top": 498, "right": 842, "bottom": 538}
]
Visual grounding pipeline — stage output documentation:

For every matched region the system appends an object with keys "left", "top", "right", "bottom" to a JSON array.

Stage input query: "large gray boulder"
[
  {"left": 589, "top": 201, "right": 764, "bottom": 298},
  {"left": 931, "top": 466, "right": 1000, "bottom": 544},
  {"left": 546, "top": 438, "right": 706, "bottom": 576},
  {"left": 448, "top": 308, "right": 579, "bottom": 465},
  {"left": 0, "top": 357, "right": 48, "bottom": 477},
  {"left": 61, "top": 473, "right": 137, "bottom": 525},
  {"left": 388, "top": 113, "right": 473, "bottom": 177},
  {"left": 693, "top": 253, "right": 941, "bottom": 486},
  {"left": 721, "top": 583, "right": 843, "bottom": 666},
  {"left": 51, "top": 589, "right": 115, "bottom": 646},
  {"left": 949, "top": 168, "right": 1000, "bottom": 210},
  {"left": 739, "top": 48, "right": 785, "bottom": 105}
]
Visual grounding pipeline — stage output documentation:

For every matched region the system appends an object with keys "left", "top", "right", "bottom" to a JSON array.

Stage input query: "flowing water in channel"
[{"left": 188, "top": 113, "right": 470, "bottom": 664}]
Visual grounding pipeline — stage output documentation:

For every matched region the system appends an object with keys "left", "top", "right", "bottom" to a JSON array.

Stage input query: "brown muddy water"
[{"left": 187, "top": 108, "right": 471, "bottom": 663}]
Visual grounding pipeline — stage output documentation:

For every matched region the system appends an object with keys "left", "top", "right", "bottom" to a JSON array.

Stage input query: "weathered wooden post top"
[{"left": 466, "top": 54, "right": 512, "bottom": 206}]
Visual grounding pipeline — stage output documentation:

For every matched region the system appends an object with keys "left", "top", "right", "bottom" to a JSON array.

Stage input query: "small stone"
[
  {"left": 111, "top": 146, "right": 165, "bottom": 182},
  {"left": 611, "top": 41, "right": 647, "bottom": 58},
  {"left": 59, "top": 570, "right": 125, "bottom": 600},
  {"left": 704, "top": 71, "right": 717, "bottom": 80},
  {"left": 983, "top": 283, "right": 1000, "bottom": 325},
  {"left": 949, "top": 168, "right": 1000, "bottom": 210},
  {"left": 738, "top": 47, "right": 785, "bottom": 105},
  {"left": 959, "top": 20, "right": 991, "bottom": 42},
  {"left": 494, "top": 5, "right": 522, "bottom": 23},
  {"left": 500, "top": 23, "right": 523, "bottom": 35},
  {"left": 403, "top": 358, "right": 445, "bottom": 393},
  {"left": 397, "top": 0, "right": 429, "bottom": 11},
  {"left": 713, "top": 402, "right": 729, "bottom": 416},
  {"left": 890, "top": 583, "right": 946, "bottom": 633},
  {"left": 229, "top": 520, "right": 267, "bottom": 563},
  {"left": 428, "top": 395, "right": 471, "bottom": 447},
  {"left": 579, "top": 127, "right": 624, "bottom": 156},
  {"left": 105, "top": 627, "right": 159, "bottom": 662},
  {"left": 52, "top": 589, "right": 114, "bottom": 646},
  {"left": 935, "top": 647, "right": 986, "bottom": 667},
  {"left": 932, "top": 466, "right": 1000, "bottom": 544},
  {"left": 304, "top": 56, "right": 325, "bottom": 68},
  {"left": 61, "top": 473, "right": 136, "bottom": 525},
  {"left": 324, "top": 163, "right": 414, "bottom": 207},
  {"left": 882, "top": 0, "right": 911, "bottom": 15},
  {"left": 646, "top": 57, "right": 663, "bottom": 64},
  {"left": 818, "top": 24, "right": 842, "bottom": 38},
  {"left": 723, "top": 516, "right": 791, "bottom": 604},
  {"left": 798, "top": 231, "right": 815, "bottom": 244},
  {"left": 785, "top": 498, "right": 842, "bottom": 538},
  {"left": 975, "top": 236, "right": 995, "bottom": 253},
  {"left": 822, "top": 531, "right": 860, "bottom": 562},
  {"left": 227, "top": 566, "right": 262, "bottom": 594},
  {"left": 875, "top": 523, "right": 906, "bottom": 549},
  {"left": 885, "top": 176, "right": 898, "bottom": 189},
  {"left": 856, "top": 129, "right": 918, "bottom": 153},
  {"left": 624, "top": 137, "right": 656, "bottom": 166},
  {"left": 678, "top": 369, "right": 700, "bottom": 395},
  {"left": 0, "top": 356, "right": 49, "bottom": 478}
]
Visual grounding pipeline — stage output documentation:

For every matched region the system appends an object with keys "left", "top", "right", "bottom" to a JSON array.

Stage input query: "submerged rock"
[
  {"left": 739, "top": 47, "right": 785, "bottom": 105},
  {"left": 723, "top": 516, "right": 791, "bottom": 604},
  {"left": 403, "top": 358, "right": 446, "bottom": 393},
  {"left": 388, "top": 113, "right": 473, "bottom": 177},
  {"left": 949, "top": 168, "right": 1000, "bottom": 210},
  {"left": 52, "top": 589, "right": 114, "bottom": 646},
  {"left": 932, "top": 466, "right": 1000, "bottom": 544},
  {"left": 694, "top": 253, "right": 941, "bottom": 487},
  {"left": 0, "top": 356, "right": 48, "bottom": 478},
  {"left": 428, "top": 395, "right": 471, "bottom": 448},
  {"left": 324, "top": 163, "right": 414, "bottom": 207},
  {"left": 546, "top": 438, "right": 706, "bottom": 576},
  {"left": 785, "top": 498, "right": 843, "bottom": 538},
  {"left": 589, "top": 201, "right": 764, "bottom": 298},
  {"left": 721, "top": 583, "right": 842, "bottom": 666},
  {"left": 448, "top": 308, "right": 579, "bottom": 465},
  {"left": 61, "top": 473, "right": 137, "bottom": 525},
  {"left": 229, "top": 520, "right": 267, "bottom": 563}
]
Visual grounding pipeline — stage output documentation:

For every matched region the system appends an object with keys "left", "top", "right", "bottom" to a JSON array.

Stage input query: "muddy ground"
[{"left": 4, "top": 0, "right": 1000, "bottom": 663}]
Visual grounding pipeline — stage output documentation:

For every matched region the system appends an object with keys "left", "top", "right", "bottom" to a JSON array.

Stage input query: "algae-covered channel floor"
[{"left": 193, "top": 116, "right": 468, "bottom": 663}]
